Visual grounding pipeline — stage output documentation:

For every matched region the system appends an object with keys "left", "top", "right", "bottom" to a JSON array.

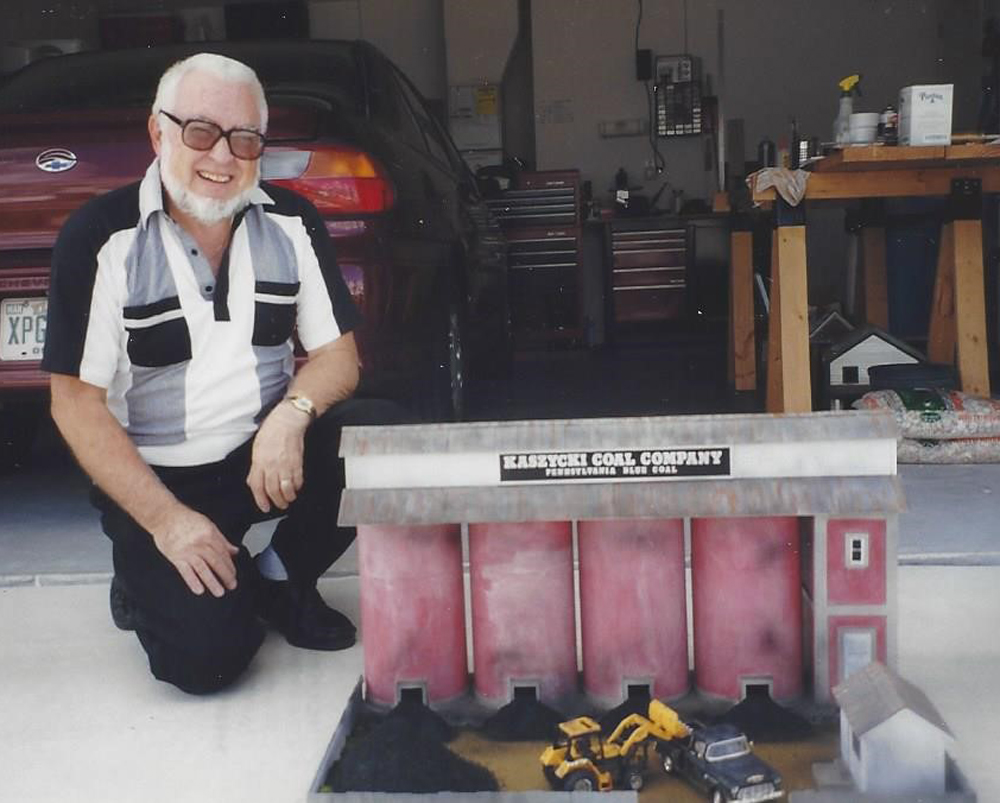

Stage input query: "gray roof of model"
[
  {"left": 338, "top": 411, "right": 902, "bottom": 525},
  {"left": 340, "top": 410, "right": 897, "bottom": 455},
  {"left": 833, "top": 662, "right": 953, "bottom": 739},
  {"left": 339, "top": 475, "right": 903, "bottom": 525}
]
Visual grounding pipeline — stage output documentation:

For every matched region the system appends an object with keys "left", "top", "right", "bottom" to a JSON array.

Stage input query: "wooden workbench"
[{"left": 733, "top": 144, "right": 1000, "bottom": 412}]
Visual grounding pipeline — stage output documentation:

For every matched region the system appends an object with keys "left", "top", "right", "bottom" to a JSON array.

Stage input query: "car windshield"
[
  {"left": 705, "top": 736, "right": 750, "bottom": 761},
  {"left": 0, "top": 42, "right": 361, "bottom": 114}
]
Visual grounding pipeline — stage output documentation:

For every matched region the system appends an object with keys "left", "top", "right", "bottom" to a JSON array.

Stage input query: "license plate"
[{"left": 1, "top": 297, "right": 47, "bottom": 361}]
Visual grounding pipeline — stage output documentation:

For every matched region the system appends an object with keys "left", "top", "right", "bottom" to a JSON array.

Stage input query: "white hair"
[{"left": 152, "top": 52, "right": 268, "bottom": 133}]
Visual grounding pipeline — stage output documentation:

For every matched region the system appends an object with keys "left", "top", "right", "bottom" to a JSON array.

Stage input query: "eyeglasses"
[{"left": 159, "top": 110, "right": 266, "bottom": 160}]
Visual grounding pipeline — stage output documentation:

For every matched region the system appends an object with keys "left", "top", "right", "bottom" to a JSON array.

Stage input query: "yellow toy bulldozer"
[{"left": 539, "top": 699, "right": 690, "bottom": 792}]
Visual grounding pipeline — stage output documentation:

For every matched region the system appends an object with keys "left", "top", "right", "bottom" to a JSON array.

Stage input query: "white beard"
[{"left": 159, "top": 139, "right": 259, "bottom": 225}]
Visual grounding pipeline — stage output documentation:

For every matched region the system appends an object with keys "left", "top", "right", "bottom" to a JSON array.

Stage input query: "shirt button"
[
  {"left": 191, "top": 249, "right": 198, "bottom": 256},
  {"left": 205, "top": 285, "right": 214, "bottom": 293}
]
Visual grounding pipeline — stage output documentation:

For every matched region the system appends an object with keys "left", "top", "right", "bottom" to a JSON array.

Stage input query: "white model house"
[
  {"left": 833, "top": 661, "right": 954, "bottom": 796},
  {"left": 824, "top": 326, "right": 923, "bottom": 394}
]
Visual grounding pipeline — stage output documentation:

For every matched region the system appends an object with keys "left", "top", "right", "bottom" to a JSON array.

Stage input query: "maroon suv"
[{"left": 0, "top": 40, "right": 510, "bottom": 467}]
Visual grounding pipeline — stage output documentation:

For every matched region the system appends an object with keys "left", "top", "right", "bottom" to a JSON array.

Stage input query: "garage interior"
[
  {"left": 2, "top": 1, "right": 1000, "bottom": 802},
  {"left": 4, "top": 0, "right": 997, "bottom": 421}
]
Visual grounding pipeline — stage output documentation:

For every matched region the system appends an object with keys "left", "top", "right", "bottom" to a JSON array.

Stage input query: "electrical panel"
[
  {"left": 655, "top": 55, "right": 697, "bottom": 85},
  {"left": 654, "top": 54, "right": 703, "bottom": 137}
]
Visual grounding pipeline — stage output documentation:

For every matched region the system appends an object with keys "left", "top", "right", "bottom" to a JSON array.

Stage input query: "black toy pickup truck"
[{"left": 658, "top": 722, "right": 784, "bottom": 802}]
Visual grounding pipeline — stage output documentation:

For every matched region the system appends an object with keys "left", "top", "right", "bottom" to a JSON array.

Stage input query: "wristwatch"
[{"left": 284, "top": 394, "right": 317, "bottom": 420}]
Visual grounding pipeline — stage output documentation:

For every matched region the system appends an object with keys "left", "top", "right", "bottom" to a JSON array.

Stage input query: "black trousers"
[{"left": 93, "top": 398, "right": 408, "bottom": 694}]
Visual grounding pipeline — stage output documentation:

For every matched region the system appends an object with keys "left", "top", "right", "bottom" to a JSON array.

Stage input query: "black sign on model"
[{"left": 499, "top": 448, "right": 731, "bottom": 482}]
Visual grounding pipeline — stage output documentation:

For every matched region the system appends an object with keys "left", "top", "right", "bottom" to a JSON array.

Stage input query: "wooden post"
[
  {"left": 952, "top": 218, "right": 991, "bottom": 397},
  {"left": 927, "top": 222, "right": 956, "bottom": 365},
  {"left": 930, "top": 179, "right": 991, "bottom": 397},
  {"left": 729, "top": 229, "right": 756, "bottom": 391},
  {"left": 861, "top": 226, "right": 889, "bottom": 328},
  {"left": 766, "top": 234, "right": 783, "bottom": 411},
  {"left": 773, "top": 225, "right": 813, "bottom": 412}
]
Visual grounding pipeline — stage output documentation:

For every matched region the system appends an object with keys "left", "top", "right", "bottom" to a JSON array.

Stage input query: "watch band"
[{"left": 284, "top": 394, "right": 317, "bottom": 420}]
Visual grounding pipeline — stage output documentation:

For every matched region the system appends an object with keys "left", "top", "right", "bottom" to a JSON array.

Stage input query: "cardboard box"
[{"left": 898, "top": 84, "right": 953, "bottom": 146}]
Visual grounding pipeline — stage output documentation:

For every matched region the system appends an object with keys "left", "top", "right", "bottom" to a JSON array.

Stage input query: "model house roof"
[
  {"left": 810, "top": 308, "right": 854, "bottom": 344},
  {"left": 833, "top": 662, "right": 953, "bottom": 738},
  {"left": 824, "top": 325, "right": 926, "bottom": 363}
]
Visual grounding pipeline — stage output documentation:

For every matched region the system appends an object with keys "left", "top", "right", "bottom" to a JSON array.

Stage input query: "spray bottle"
[{"left": 833, "top": 74, "right": 862, "bottom": 146}]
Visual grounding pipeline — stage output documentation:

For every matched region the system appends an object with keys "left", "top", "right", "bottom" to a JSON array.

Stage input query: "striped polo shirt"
[{"left": 42, "top": 160, "right": 360, "bottom": 467}]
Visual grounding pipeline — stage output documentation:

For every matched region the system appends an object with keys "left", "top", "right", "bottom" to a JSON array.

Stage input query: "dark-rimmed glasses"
[{"left": 159, "top": 110, "right": 266, "bottom": 160}]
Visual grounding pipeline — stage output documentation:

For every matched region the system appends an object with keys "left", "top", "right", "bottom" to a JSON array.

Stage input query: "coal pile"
[
  {"left": 326, "top": 701, "right": 499, "bottom": 793},
  {"left": 483, "top": 696, "right": 565, "bottom": 741},
  {"left": 715, "top": 692, "right": 813, "bottom": 742},
  {"left": 384, "top": 695, "right": 455, "bottom": 743}
]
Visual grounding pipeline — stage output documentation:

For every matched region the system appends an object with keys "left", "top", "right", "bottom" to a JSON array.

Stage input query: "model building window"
[
  {"left": 840, "top": 629, "right": 875, "bottom": 682},
  {"left": 846, "top": 532, "right": 869, "bottom": 568},
  {"left": 842, "top": 365, "right": 860, "bottom": 384}
]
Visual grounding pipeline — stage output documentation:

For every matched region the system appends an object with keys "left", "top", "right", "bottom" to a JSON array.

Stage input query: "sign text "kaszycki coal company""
[{"left": 499, "top": 448, "right": 731, "bottom": 482}]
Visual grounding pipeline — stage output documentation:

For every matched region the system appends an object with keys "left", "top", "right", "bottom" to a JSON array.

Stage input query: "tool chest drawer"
[{"left": 607, "top": 222, "right": 688, "bottom": 325}]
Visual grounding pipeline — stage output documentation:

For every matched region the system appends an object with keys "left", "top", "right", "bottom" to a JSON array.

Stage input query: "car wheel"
[
  {"left": 422, "top": 302, "right": 466, "bottom": 422},
  {"left": 563, "top": 771, "right": 595, "bottom": 792},
  {"left": 626, "top": 770, "right": 644, "bottom": 791}
]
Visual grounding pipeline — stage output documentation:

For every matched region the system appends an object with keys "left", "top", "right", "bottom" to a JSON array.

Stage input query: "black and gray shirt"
[{"left": 43, "top": 160, "right": 360, "bottom": 467}]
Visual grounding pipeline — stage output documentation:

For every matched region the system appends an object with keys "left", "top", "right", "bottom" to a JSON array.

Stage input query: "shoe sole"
[{"left": 283, "top": 630, "right": 356, "bottom": 652}]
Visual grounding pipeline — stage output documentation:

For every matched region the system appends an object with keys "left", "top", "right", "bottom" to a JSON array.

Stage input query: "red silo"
[
  {"left": 579, "top": 519, "right": 688, "bottom": 705},
  {"left": 691, "top": 517, "right": 803, "bottom": 702},
  {"left": 358, "top": 524, "right": 467, "bottom": 708},
  {"left": 469, "top": 521, "right": 577, "bottom": 707}
]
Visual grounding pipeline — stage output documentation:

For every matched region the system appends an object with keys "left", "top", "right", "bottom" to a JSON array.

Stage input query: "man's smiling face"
[{"left": 151, "top": 69, "right": 262, "bottom": 225}]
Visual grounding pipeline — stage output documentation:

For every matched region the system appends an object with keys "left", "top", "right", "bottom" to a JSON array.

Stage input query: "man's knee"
[{"left": 140, "top": 617, "right": 265, "bottom": 695}]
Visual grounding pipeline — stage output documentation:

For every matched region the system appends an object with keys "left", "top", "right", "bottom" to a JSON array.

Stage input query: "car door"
[
  {"left": 358, "top": 50, "right": 452, "bottom": 384},
  {"left": 389, "top": 67, "right": 510, "bottom": 380}
]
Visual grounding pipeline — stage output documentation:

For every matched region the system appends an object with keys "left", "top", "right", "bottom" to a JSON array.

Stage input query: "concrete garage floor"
[{"left": 2, "top": 341, "right": 1000, "bottom": 802}]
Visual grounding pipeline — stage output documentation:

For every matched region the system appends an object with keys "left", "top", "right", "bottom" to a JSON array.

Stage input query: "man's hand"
[
  {"left": 49, "top": 374, "right": 240, "bottom": 597},
  {"left": 247, "top": 401, "right": 310, "bottom": 513},
  {"left": 149, "top": 505, "right": 240, "bottom": 597}
]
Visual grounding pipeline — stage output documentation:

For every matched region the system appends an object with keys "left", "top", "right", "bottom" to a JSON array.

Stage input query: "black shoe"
[
  {"left": 258, "top": 578, "right": 356, "bottom": 651},
  {"left": 109, "top": 575, "right": 136, "bottom": 631}
]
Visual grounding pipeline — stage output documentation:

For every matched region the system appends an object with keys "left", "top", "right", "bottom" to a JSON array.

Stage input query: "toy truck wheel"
[
  {"left": 564, "top": 771, "right": 595, "bottom": 792},
  {"left": 626, "top": 770, "right": 644, "bottom": 791}
]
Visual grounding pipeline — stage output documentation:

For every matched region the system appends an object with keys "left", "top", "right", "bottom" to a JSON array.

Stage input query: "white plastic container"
[
  {"left": 833, "top": 95, "right": 854, "bottom": 146},
  {"left": 849, "top": 112, "right": 879, "bottom": 144},
  {"left": 898, "top": 84, "right": 953, "bottom": 146}
]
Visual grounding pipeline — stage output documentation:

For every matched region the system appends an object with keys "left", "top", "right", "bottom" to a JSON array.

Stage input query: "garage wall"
[
  {"left": 531, "top": 0, "right": 982, "bottom": 203},
  {"left": 310, "top": 0, "right": 446, "bottom": 99},
  {"left": 442, "top": 0, "right": 517, "bottom": 85},
  {"left": 529, "top": 0, "right": 984, "bottom": 305},
  {"left": 1, "top": 0, "right": 446, "bottom": 99}
]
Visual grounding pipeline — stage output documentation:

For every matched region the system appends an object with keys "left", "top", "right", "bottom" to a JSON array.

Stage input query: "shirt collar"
[{"left": 138, "top": 158, "right": 274, "bottom": 229}]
